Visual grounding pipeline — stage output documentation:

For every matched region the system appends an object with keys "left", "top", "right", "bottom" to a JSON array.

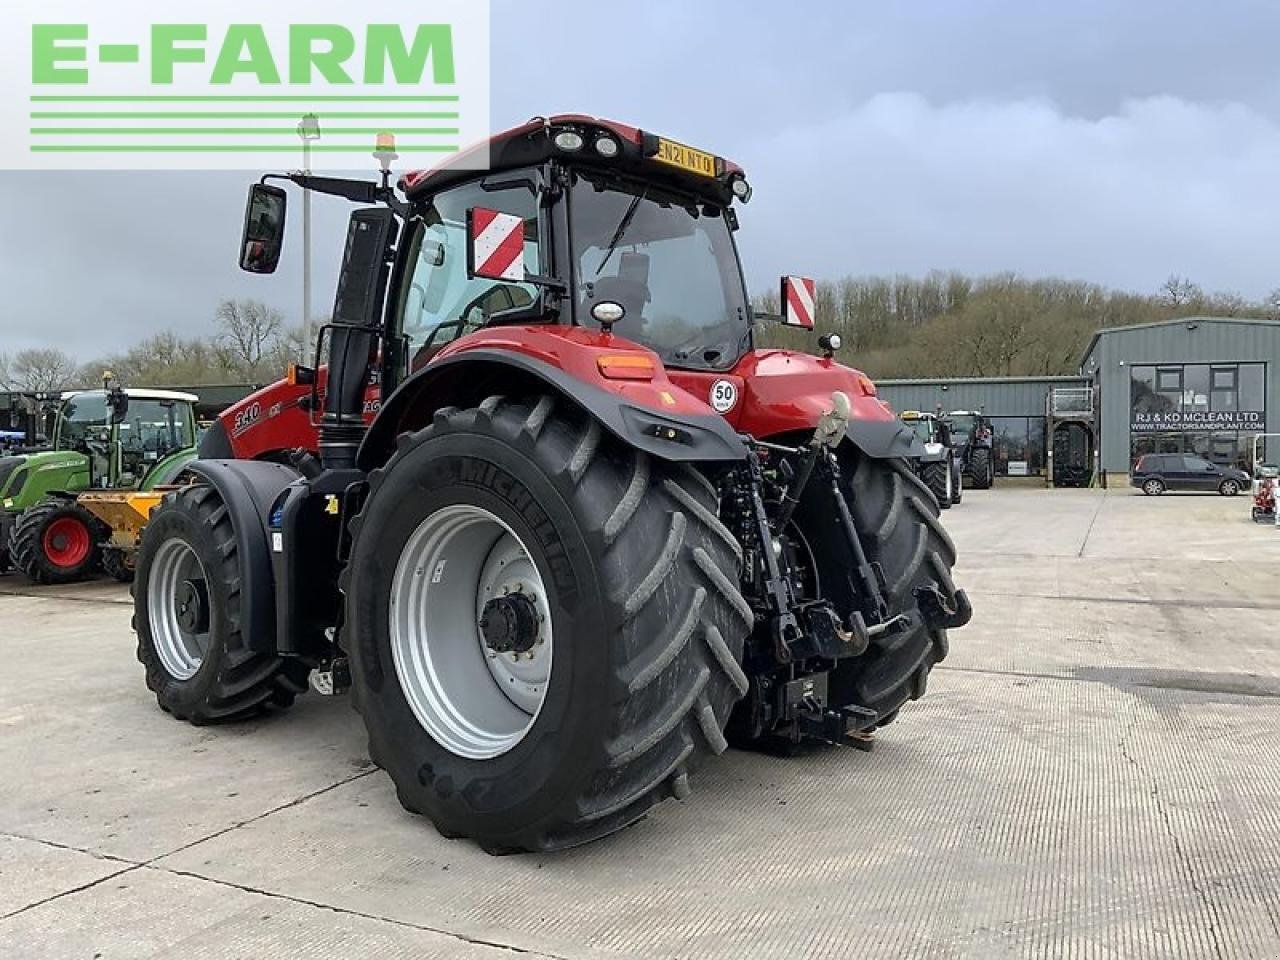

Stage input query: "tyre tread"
[{"left": 346, "top": 396, "right": 751, "bottom": 852}]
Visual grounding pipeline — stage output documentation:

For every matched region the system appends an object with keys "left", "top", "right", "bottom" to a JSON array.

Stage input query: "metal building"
[
  {"left": 878, "top": 376, "right": 1088, "bottom": 480},
  {"left": 1079, "top": 316, "right": 1278, "bottom": 476},
  {"left": 878, "top": 315, "right": 1280, "bottom": 484}
]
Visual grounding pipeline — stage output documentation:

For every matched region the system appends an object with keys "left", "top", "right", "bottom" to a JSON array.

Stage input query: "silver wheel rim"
[
  {"left": 1145, "top": 480, "right": 1161, "bottom": 495},
  {"left": 148, "top": 537, "right": 210, "bottom": 681},
  {"left": 389, "top": 504, "right": 553, "bottom": 760}
]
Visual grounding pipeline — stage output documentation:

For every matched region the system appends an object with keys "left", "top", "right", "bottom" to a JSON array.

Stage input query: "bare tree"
[
  {"left": 1265, "top": 288, "right": 1280, "bottom": 321},
  {"left": 214, "top": 299, "right": 283, "bottom": 374},
  {"left": 1207, "top": 291, "right": 1247, "bottom": 316},
  {"left": 1158, "top": 274, "right": 1203, "bottom": 309},
  {"left": 264, "top": 323, "right": 311, "bottom": 374},
  {"left": 4, "top": 348, "right": 79, "bottom": 392}
]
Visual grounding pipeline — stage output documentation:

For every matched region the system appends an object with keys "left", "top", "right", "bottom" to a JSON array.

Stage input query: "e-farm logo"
[{"left": 0, "top": 1, "right": 490, "bottom": 170}]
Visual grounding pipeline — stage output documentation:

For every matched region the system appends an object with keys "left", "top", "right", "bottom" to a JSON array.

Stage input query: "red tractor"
[{"left": 133, "top": 116, "right": 969, "bottom": 853}]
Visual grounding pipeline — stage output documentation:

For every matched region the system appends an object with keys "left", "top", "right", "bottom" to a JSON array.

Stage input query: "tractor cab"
[
  {"left": 899, "top": 410, "right": 949, "bottom": 448},
  {"left": 234, "top": 116, "right": 842, "bottom": 428},
  {"left": 51, "top": 387, "right": 198, "bottom": 489}
]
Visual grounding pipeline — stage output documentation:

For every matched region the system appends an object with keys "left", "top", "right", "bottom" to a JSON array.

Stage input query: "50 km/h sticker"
[{"left": 709, "top": 379, "right": 738, "bottom": 414}]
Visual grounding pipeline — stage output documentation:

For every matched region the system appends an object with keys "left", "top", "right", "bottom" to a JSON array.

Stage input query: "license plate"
[{"left": 653, "top": 138, "right": 719, "bottom": 178}]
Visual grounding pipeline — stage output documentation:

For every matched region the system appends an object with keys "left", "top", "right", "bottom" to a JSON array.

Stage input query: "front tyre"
[
  {"left": 968, "top": 448, "right": 993, "bottom": 489},
  {"left": 345, "top": 396, "right": 751, "bottom": 853},
  {"left": 920, "top": 460, "right": 951, "bottom": 510},
  {"left": 1219, "top": 479, "right": 1240, "bottom": 496},
  {"left": 133, "top": 485, "right": 308, "bottom": 723},
  {"left": 9, "top": 497, "right": 102, "bottom": 584}
]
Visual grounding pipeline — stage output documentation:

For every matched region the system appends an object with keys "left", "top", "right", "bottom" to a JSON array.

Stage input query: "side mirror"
[
  {"left": 780, "top": 275, "right": 816, "bottom": 329},
  {"left": 466, "top": 208, "right": 525, "bottom": 282},
  {"left": 240, "top": 183, "right": 287, "bottom": 274},
  {"left": 106, "top": 385, "right": 128, "bottom": 424}
]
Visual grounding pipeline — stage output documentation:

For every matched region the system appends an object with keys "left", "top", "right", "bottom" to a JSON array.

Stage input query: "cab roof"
[
  {"left": 399, "top": 114, "right": 747, "bottom": 206},
  {"left": 63, "top": 389, "right": 198, "bottom": 403}
]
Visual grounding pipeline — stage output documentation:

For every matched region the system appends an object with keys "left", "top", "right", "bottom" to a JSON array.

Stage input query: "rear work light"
[{"left": 597, "top": 354, "right": 655, "bottom": 381}]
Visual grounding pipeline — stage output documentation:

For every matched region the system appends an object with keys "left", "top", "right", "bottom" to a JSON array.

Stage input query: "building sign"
[{"left": 1130, "top": 410, "right": 1265, "bottom": 434}]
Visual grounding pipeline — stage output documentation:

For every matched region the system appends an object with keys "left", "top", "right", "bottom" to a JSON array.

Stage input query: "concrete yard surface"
[{"left": 2, "top": 487, "right": 1280, "bottom": 958}]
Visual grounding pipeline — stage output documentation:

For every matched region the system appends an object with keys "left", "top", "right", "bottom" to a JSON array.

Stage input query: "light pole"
[{"left": 297, "top": 113, "right": 321, "bottom": 349}]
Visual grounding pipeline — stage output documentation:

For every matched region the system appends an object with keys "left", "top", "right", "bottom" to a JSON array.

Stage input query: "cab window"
[
  {"left": 398, "top": 177, "right": 541, "bottom": 371},
  {"left": 118, "top": 400, "right": 191, "bottom": 459},
  {"left": 57, "top": 395, "right": 109, "bottom": 450}
]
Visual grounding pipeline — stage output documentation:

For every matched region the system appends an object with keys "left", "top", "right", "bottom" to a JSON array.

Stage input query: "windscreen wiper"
[{"left": 595, "top": 188, "right": 646, "bottom": 276}]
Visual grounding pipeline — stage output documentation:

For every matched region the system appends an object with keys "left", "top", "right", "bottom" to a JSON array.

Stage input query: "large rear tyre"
[
  {"left": 133, "top": 485, "right": 308, "bottom": 723},
  {"left": 968, "top": 448, "right": 993, "bottom": 489},
  {"left": 920, "top": 460, "right": 951, "bottom": 510},
  {"left": 791, "top": 452, "right": 958, "bottom": 726},
  {"left": 344, "top": 395, "right": 751, "bottom": 853},
  {"left": 9, "top": 497, "right": 103, "bottom": 584}
]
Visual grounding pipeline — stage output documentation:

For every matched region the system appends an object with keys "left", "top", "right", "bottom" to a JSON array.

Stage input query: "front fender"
[
  {"left": 726, "top": 350, "right": 923, "bottom": 460},
  {"left": 181, "top": 459, "right": 302, "bottom": 654},
  {"left": 359, "top": 348, "right": 748, "bottom": 470}
]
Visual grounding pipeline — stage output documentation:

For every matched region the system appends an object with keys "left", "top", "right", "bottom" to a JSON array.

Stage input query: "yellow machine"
[{"left": 77, "top": 490, "right": 167, "bottom": 581}]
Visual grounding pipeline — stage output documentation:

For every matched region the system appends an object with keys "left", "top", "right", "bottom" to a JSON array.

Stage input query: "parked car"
[{"left": 1131, "top": 454, "right": 1249, "bottom": 496}]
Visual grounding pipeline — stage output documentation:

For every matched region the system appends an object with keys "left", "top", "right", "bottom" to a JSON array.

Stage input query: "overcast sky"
[{"left": 2, "top": 0, "right": 1279, "bottom": 359}]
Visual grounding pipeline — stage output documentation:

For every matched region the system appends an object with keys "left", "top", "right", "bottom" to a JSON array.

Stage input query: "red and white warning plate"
[
  {"left": 470, "top": 209, "right": 525, "bottom": 282},
  {"left": 781, "top": 275, "right": 816, "bottom": 329}
]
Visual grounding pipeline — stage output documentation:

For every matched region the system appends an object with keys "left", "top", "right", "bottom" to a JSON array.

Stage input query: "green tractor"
[
  {"left": 0, "top": 381, "right": 198, "bottom": 583},
  {"left": 945, "top": 410, "right": 995, "bottom": 490},
  {"left": 899, "top": 410, "right": 963, "bottom": 508}
]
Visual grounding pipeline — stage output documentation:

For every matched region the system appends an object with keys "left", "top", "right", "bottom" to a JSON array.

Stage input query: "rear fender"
[
  {"left": 359, "top": 348, "right": 747, "bottom": 470},
  {"left": 182, "top": 459, "right": 302, "bottom": 655}
]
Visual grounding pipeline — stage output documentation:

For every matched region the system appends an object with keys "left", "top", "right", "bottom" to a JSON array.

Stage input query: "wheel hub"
[
  {"left": 479, "top": 592, "right": 540, "bottom": 655},
  {"left": 147, "top": 537, "right": 211, "bottom": 681},
  {"left": 389, "top": 504, "right": 554, "bottom": 759},
  {"left": 175, "top": 578, "right": 209, "bottom": 634}
]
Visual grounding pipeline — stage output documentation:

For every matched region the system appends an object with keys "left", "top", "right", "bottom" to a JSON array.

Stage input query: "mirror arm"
[
  {"left": 265, "top": 173, "right": 408, "bottom": 217},
  {"left": 523, "top": 272, "right": 567, "bottom": 293}
]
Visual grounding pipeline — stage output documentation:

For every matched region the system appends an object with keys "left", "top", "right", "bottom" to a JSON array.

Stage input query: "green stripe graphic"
[
  {"left": 30, "top": 144, "right": 460, "bottom": 153},
  {"left": 30, "top": 112, "right": 458, "bottom": 119},
  {"left": 30, "top": 95, "right": 459, "bottom": 102},
  {"left": 32, "top": 128, "right": 460, "bottom": 136}
]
